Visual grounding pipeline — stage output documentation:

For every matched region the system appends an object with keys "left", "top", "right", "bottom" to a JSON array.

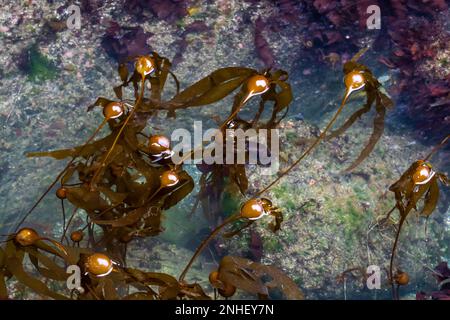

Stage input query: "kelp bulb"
[
  {"left": 394, "top": 271, "right": 409, "bottom": 286},
  {"left": 70, "top": 230, "right": 84, "bottom": 243},
  {"left": 148, "top": 135, "right": 171, "bottom": 154},
  {"left": 56, "top": 187, "right": 67, "bottom": 199},
  {"left": 136, "top": 56, "right": 155, "bottom": 77},
  {"left": 103, "top": 102, "right": 124, "bottom": 119},
  {"left": 209, "top": 270, "right": 221, "bottom": 287},
  {"left": 15, "top": 228, "right": 39, "bottom": 246},
  {"left": 85, "top": 253, "right": 114, "bottom": 277},
  {"left": 240, "top": 198, "right": 267, "bottom": 220},
  {"left": 412, "top": 163, "right": 434, "bottom": 185},
  {"left": 246, "top": 75, "right": 270, "bottom": 95},
  {"left": 344, "top": 70, "right": 365, "bottom": 91},
  {"left": 218, "top": 283, "right": 236, "bottom": 298},
  {"left": 160, "top": 170, "right": 180, "bottom": 187}
]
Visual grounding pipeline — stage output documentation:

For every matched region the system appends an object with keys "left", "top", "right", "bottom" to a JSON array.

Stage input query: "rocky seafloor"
[{"left": 0, "top": 1, "right": 449, "bottom": 299}]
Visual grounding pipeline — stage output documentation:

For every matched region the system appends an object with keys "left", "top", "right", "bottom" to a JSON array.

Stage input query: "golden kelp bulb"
[
  {"left": 394, "top": 271, "right": 409, "bottom": 286},
  {"left": 15, "top": 228, "right": 40, "bottom": 246},
  {"left": 246, "top": 74, "right": 270, "bottom": 96},
  {"left": 148, "top": 135, "right": 171, "bottom": 154},
  {"left": 160, "top": 170, "right": 180, "bottom": 187},
  {"left": 70, "top": 230, "right": 84, "bottom": 243},
  {"left": 85, "top": 253, "right": 114, "bottom": 277},
  {"left": 218, "top": 283, "right": 236, "bottom": 298},
  {"left": 56, "top": 187, "right": 67, "bottom": 199},
  {"left": 209, "top": 270, "right": 221, "bottom": 288},
  {"left": 240, "top": 198, "right": 267, "bottom": 220},
  {"left": 135, "top": 56, "right": 155, "bottom": 77},
  {"left": 344, "top": 70, "right": 365, "bottom": 91},
  {"left": 103, "top": 102, "right": 124, "bottom": 119},
  {"left": 412, "top": 163, "right": 434, "bottom": 185}
]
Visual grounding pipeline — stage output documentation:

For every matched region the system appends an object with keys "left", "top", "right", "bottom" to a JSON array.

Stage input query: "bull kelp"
[{"left": 0, "top": 42, "right": 448, "bottom": 301}]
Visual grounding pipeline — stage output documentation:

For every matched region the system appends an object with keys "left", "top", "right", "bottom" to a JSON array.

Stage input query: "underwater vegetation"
[
  {"left": 382, "top": 136, "right": 449, "bottom": 299},
  {"left": 0, "top": 45, "right": 448, "bottom": 300}
]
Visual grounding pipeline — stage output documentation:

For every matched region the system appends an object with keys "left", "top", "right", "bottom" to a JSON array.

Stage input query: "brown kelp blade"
[
  {"left": 326, "top": 91, "right": 375, "bottom": 140},
  {"left": 169, "top": 67, "right": 255, "bottom": 108},
  {"left": 26, "top": 133, "right": 113, "bottom": 160},
  {"left": 268, "top": 81, "right": 292, "bottom": 126},
  {"left": 6, "top": 256, "right": 69, "bottom": 300},
  {"left": 344, "top": 97, "right": 386, "bottom": 172},
  {"left": 420, "top": 177, "right": 440, "bottom": 217},
  {"left": 161, "top": 172, "right": 195, "bottom": 210},
  {"left": 25, "top": 247, "right": 68, "bottom": 281},
  {"left": 218, "top": 255, "right": 304, "bottom": 300}
]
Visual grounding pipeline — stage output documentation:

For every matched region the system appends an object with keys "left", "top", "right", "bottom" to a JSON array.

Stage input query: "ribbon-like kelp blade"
[
  {"left": 420, "top": 177, "right": 440, "bottom": 217},
  {"left": 326, "top": 92, "right": 374, "bottom": 140},
  {"left": 169, "top": 67, "right": 255, "bottom": 108},
  {"left": 229, "top": 164, "right": 248, "bottom": 194},
  {"left": 269, "top": 211, "right": 283, "bottom": 233},
  {"left": 345, "top": 97, "right": 386, "bottom": 172},
  {"left": 124, "top": 268, "right": 180, "bottom": 299},
  {"left": 26, "top": 134, "right": 114, "bottom": 160},
  {"left": 66, "top": 187, "right": 110, "bottom": 213},
  {"left": 97, "top": 186, "right": 128, "bottom": 206},
  {"left": 118, "top": 63, "right": 129, "bottom": 82},
  {"left": 179, "top": 283, "right": 211, "bottom": 300},
  {"left": 6, "top": 257, "right": 69, "bottom": 300},
  {"left": 99, "top": 278, "right": 119, "bottom": 300},
  {"left": 162, "top": 171, "right": 195, "bottom": 210},
  {"left": 91, "top": 206, "right": 145, "bottom": 227},
  {"left": 25, "top": 247, "right": 68, "bottom": 281},
  {"left": 267, "top": 80, "right": 293, "bottom": 124},
  {"left": 404, "top": 183, "right": 429, "bottom": 217},
  {"left": 218, "top": 256, "right": 303, "bottom": 300},
  {"left": 218, "top": 256, "right": 268, "bottom": 296},
  {"left": 262, "top": 265, "right": 304, "bottom": 300}
]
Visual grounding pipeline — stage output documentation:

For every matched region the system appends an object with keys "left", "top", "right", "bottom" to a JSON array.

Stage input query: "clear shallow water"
[{"left": 0, "top": 1, "right": 448, "bottom": 300}]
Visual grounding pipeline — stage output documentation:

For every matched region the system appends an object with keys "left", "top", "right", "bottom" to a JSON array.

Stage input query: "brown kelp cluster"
[
  {"left": 0, "top": 52, "right": 302, "bottom": 300},
  {"left": 1, "top": 47, "right": 447, "bottom": 300},
  {"left": 379, "top": 135, "right": 449, "bottom": 299}
]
